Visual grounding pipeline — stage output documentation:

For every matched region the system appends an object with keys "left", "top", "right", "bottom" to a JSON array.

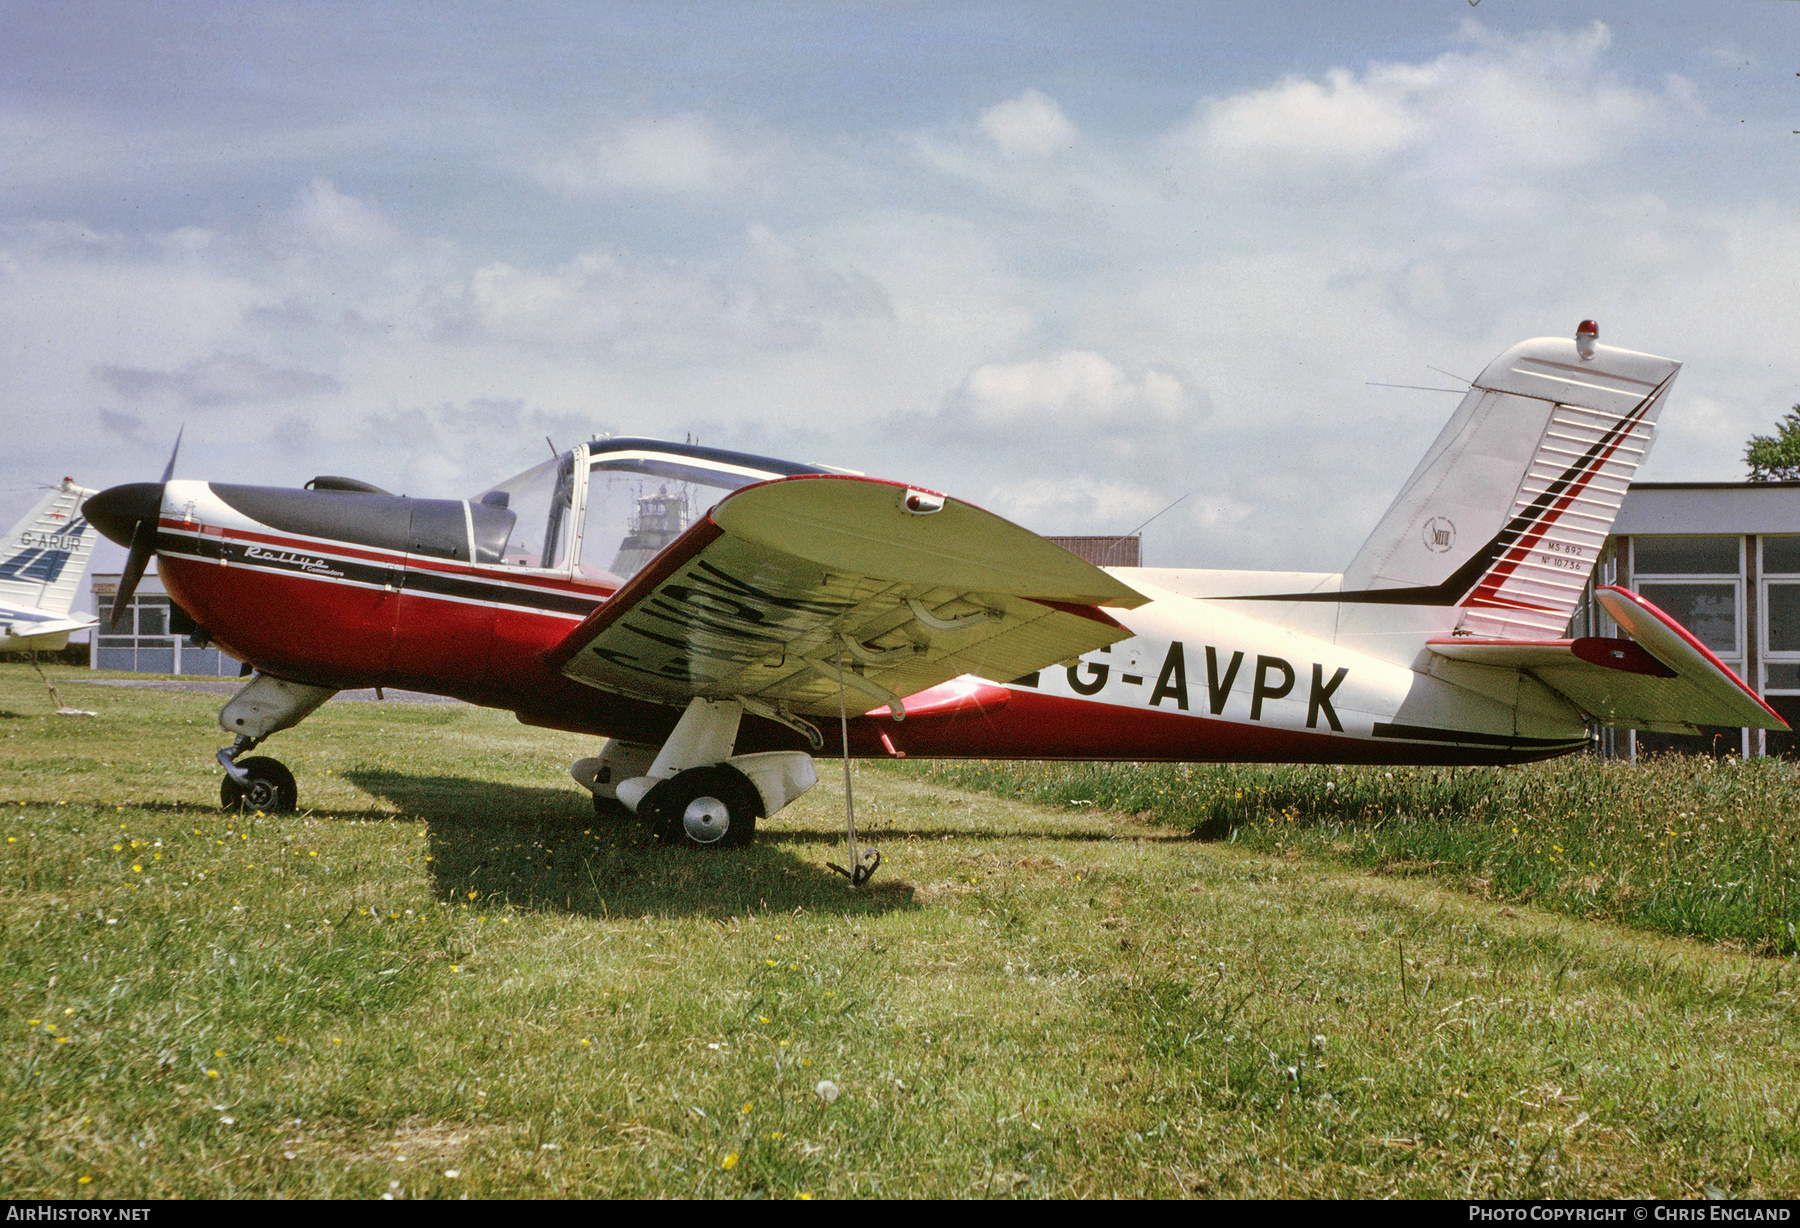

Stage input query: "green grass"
[
  {"left": 5, "top": 665, "right": 1800, "bottom": 1198},
  {"left": 908, "top": 757, "right": 1800, "bottom": 956}
]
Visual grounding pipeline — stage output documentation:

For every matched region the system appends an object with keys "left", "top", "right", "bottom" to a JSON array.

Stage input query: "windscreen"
[{"left": 476, "top": 453, "right": 576, "bottom": 570}]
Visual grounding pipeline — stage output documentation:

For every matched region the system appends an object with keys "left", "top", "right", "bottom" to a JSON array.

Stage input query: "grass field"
[
  {"left": 915, "top": 756, "right": 1800, "bottom": 956},
  {"left": 4, "top": 664, "right": 1800, "bottom": 1199}
]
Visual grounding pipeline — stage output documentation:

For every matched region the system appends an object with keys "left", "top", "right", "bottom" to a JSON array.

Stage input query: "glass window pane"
[
  {"left": 478, "top": 454, "right": 573, "bottom": 570},
  {"left": 1766, "top": 696, "right": 1800, "bottom": 759},
  {"left": 1637, "top": 583, "right": 1737, "bottom": 653},
  {"left": 1766, "top": 537, "right": 1800, "bottom": 575},
  {"left": 1633, "top": 536, "right": 1739, "bottom": 575},
  {"left": 135, "top": 603, "right": 166, "bottom": 636},
  {"left": 1770, "top": 583, "right": 1800, "bottom": 653},
  {"left": 1765, "top": 663, "right": 1800, "bottom": 690}
]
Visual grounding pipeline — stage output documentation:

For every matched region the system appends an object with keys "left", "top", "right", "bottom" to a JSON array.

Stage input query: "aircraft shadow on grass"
[{"left": 345, "top": 768, "right": 922, "bottom": 920}]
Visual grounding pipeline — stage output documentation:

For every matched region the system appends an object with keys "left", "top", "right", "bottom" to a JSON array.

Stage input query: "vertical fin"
[
  {"left": 0, "top": 480, "right": 99, "bottom": 617},
  {"left": 1337, "top": 335, "right": 1678, "bottom": 642}
]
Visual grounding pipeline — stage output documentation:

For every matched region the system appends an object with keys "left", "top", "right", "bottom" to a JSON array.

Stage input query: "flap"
[
  {"left": 549, "top": 475, "right": 1146, "bottom": 719},
  {"left": 1427, "top": 585, "right": 1786, "bottom": 732}
]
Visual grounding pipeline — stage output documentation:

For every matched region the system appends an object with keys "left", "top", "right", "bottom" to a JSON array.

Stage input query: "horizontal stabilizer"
[
  {"left": 550, "top": 475, "right": 1148, "bottom": 719},
  {"left": 1427, "top": 585, "right": 1786, "bottom": 733},
  {"left": 4, "top": 615, "right": 98, "bottom": 640}
]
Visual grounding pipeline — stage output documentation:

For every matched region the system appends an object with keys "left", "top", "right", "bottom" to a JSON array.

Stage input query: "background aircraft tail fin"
[
  {"left": 0, "top": 479, "right": 100, "bottom": 618},
  {"left": 1340, "top": 330, "right": 1678, "bottom": 640}
]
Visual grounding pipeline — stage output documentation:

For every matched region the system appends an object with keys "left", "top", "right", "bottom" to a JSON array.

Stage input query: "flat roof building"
[
  {"left": 1591, "top": 481, "right": 1800, "bottom": 758},
  {"left": 89, "top": 572, "right": 245, "bottom": 677}
]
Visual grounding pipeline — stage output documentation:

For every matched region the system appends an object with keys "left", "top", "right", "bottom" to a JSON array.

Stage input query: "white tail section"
[
  {"left": 1339, "top": 336, "right": 1678, "bottom": 640},
  {"left": 0, "top": 479, "right": 100, "bottom": 617}
]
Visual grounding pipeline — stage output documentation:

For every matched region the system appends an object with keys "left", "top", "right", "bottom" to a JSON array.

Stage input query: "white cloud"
[
  {"left": 533, "top": 113, "right": 747, "bottom": 195},
  {"left": 1165, "top": 19, "right": 1657, "bottom": 187},
  {"left": 953, "top": 351, "right": 1193, "bottom": 428},
  {"left": 978, "top": 89, "right": 1078, "bottom": 158},
  {"left": 286, "top": 178, "right": 405, "bottom": 250},
  {"left": 982, "top": 474, "right": 1170, "bottom": 534},
  {"left": 1189, "top": 67, "right": 1426, "bottom": 165},
  {"left": 454, "top": 223, "right": 887, "bottom": 354}
]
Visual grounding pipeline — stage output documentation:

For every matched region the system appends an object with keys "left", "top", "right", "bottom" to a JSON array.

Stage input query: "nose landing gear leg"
[{"left": 214, "top": 673, "right": 338, "bottom": 813}]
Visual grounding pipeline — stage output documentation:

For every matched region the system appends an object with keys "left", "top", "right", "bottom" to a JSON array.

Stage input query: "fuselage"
[{"left": 111, "top": 469, "right": 1591, "bottom": 769}]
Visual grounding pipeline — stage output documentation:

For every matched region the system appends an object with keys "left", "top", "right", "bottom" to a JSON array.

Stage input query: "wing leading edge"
[
  {"left": 549, "top": 475, "right": 1148, "bottom": 723},
  {"left": 1427, "top": 585, "right": 1786, "bottom": 734}
]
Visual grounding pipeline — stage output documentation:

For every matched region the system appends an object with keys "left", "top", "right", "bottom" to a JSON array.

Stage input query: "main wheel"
[
  {"left": 639, "top": 765, "right": 761, "bottom": 849},
  {"left": 220, "top": 756, "right": 298, "bottom": 813}
]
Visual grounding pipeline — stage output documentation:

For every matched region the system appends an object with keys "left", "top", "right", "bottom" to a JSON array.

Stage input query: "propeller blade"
[
  {"left": 90, "top": 429, "right": 182, "bottom": 629},
  {"left": 110, "top": 517, "right": 156, "bottom": 630},
  {"left": 160, "top": 425, "right": 183, "bottom": 484}
]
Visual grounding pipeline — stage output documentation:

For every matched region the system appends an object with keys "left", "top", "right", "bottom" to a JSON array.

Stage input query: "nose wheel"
[
  {"left": 637, "top": 765, "right": 761, "bottom": 848},
  {"left": 220, "top": 756, "right": 298, "bottom": 813}
]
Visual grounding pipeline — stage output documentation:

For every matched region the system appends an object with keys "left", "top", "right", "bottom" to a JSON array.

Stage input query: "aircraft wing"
[
  {"left": 1427, "top": 585, "right": 1786, "bottom": 734},
  {"left": 548, "top": 475, "right": 1149, "bottom": 722}
]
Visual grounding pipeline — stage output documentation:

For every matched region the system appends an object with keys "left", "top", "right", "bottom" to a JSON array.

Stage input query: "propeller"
[{"left": 84, "top": 428, "right": 182, "bottom": 630}]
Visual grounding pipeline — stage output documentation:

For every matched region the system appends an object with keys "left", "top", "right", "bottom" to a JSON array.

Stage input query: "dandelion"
[
  {"left": 815, "top": 1079, "right": 840, "bottom": 1103},
  {"left": 721, "top": 1152, "right": 739, "bottom": 1170}
]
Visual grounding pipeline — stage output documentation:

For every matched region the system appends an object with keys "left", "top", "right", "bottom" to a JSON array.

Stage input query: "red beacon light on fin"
[{"left": 1576, "top": 319, "right": 1598, "bottom": 361}]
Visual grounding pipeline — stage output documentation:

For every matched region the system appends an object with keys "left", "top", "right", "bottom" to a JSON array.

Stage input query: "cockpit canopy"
[{"left": 476, "top": 438, "right": 835, "bottom": 583}]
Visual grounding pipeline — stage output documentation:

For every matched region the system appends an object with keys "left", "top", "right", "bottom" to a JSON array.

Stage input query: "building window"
[
  {"left": 1635, "top": 584, "right": 1738, "bottom": 654},
  {"left": 1633, "top": 535, "right": 1741, "bottom": 575},
  {"left": 88, "top": 585, "right": 243, "bottom": 677},
  {"left": 1761, "top": 537, "right": 1800, "bottom": 758},
  {"left": 1632, "top": 534, "right": 1746, "bottom": 758}
]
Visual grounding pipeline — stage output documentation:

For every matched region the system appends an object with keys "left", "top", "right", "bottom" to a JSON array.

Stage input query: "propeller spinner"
[{"left": 84, "top": 429, "right": 182, "bottom": 630}]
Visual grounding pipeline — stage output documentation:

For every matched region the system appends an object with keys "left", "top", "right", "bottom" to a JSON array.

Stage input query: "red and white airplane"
[{"left": 83, "top": 323, "right": 1784, "bottom": 848}]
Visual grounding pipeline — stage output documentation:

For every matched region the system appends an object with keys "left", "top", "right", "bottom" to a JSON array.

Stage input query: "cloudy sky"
[{"left": 3, "top": 1, "right": 1797, "bottom": 592}]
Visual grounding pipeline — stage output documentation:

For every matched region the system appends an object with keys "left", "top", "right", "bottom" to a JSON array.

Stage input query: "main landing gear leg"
[
  {"left": 574, "top": 697, "right": 819, "bottom": 849},
  {"left": 215, "top": 673, "right": 338, "bottom": 813}
]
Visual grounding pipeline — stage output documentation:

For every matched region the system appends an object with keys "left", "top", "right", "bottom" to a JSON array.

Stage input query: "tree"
[{"left": 1745, "top": 405, "right": 1800, "bottom": 482}]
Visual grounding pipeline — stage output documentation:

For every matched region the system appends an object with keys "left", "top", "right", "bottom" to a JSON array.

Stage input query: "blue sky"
[{"left": 4, "top": 1, "right": 1797, "bottom": 582}]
